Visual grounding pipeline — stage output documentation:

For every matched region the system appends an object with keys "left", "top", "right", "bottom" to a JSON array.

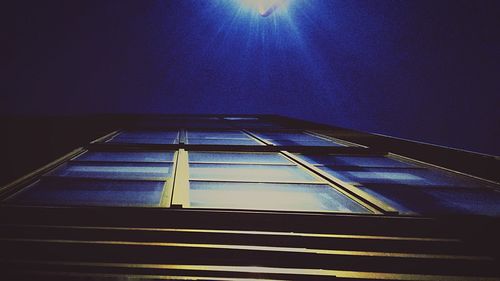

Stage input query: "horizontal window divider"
[
  {"left": 87, "top": 143, "right": 383, "bottom": 154},
  {"left": 68, "top": 160, "right": 174, "bottom": 165},
  {"left": 188, "top": 179, "right": 326, "bottom": 185},
  {"left": 188, "top": 162, "right": 296, "bottom": 166}
]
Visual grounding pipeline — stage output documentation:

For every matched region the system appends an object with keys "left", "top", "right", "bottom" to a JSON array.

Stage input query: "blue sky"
[{"left": 2, "top": 0, "right": 499, "bottom": 155}]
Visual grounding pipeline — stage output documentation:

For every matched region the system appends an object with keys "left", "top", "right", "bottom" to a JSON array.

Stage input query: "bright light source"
[{"left": 238, "top": 0, "right": 289, "bottom": 17}]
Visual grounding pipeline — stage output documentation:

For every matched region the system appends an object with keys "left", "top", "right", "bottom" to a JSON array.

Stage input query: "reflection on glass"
[
  {"left": 187, "top": 139, "right": 261, "bottom": 145},
  {"left": 75, "top": 151, "right": 174, "bottom": 163},
  {"left": 254, "top": 132, "right": 344, "bottom": 147},
  {"left": 187, "top": 131, "right": 250, "bottom": 139},
  {"left": 108, "top": 131, "right": 179, "bottom": 144},
  {"left": 296, "top": 154, "right": 413, "bottom": 168},
  {"left": 50, "top": 162, "right": 172, "bottom": 180},
  {"left": 318, "top": 167, "right": 483, "bottom": 187},
  {"left": 189, "top": 181, "right": 370, "bottom": 213},
  {"left": 189, "top": 152, "right": 290, "bottom": 164},
  {"left": 9, "top": 179, "right": 165, "bottom": 207},
  {"left": 358, "top": 185, "right": 500, "bottom": 216},
  {"left": 189, "top": 164, "right": 320, "bottom": 182}
]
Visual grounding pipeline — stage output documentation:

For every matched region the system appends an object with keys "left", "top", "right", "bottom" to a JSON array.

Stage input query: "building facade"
[{"left": 1, "top": 115, "right": 499, "bottom": 280}]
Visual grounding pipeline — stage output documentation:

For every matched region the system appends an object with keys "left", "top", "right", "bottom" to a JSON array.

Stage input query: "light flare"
[{"left": 238, "top": 0, "right": 289, "bottom": 17}]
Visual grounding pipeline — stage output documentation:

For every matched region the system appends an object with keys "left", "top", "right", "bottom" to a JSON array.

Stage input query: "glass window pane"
[
  {"left": 296, "top": 154, "right": 413, "bottom": 168},
  {"left": 256, "top": 132, "right": 319, "bottom": 140},
  {"left": 114, "top": 131, "right": 179, "bottom": 139},
  {"left": 187, "top": 131, "right": 250, "bottom": 139},
  {"left": 8, "top": 179, "right": 165, "bottom": 207},
  {"left": 358, "top": 185, "right": 500, "bottom": 216},
  {"left": 187, "top": 139, "right": 262, "bottom": 145},
  {"left": 50, "top": 162, "right": 172, "bottom": 180},
  {"left": 108, "top": 131, "right": 179, "bottom": 144},
  {"left": 189, "top": 152, "right": 291, "bottom": 164},
  {"left": 318, "top": 166, "right": 484, "bottom": 188},
  {"left": 189, "top": 182, "right": 370, "bottom": 213},
  {"left": 189, "top": 164, "right": 320, "bottom": 182},
  {"left": 254, "top": 132, "right": 344, "bottom": 146},
  {"left": 271, "top": 140, "right": 344, "bottom": 147},
  {"left": 74, "top": 151, "right": 174, "bottom": 162}
]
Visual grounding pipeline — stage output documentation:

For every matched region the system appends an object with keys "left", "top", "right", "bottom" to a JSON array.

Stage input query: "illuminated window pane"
[
  {"left": 296, "top": 154, "right": 413, "bottom": 168},
  {"left": 319, "top": 166, "right": 482, "bottom": 187},
  {"left": 254, "top": 132, "right": 344, "bottom": 147},
  {"left": 189, "top": 152, "right": 290, "bottom": 164},
  {"left": 187, "top": 139, "right": 262, "bottom": 145},
  {"left": 189, "top": 164, "right": 319, "bottom": 182},
  {"left": 109, "top": 131, "right": 179, "bottom": 144},
  {"left": 271, "top": 140, "right": 343, "bottom": 146},
  {"left": 50, "top": 162, "right": 172, "bottom": 180},
  {"left": 9, "top": 179, "right": 164, "bottom": 207},
  {"left": 256, "top": 132, "right": 318, "bottom": 140},
  {"left": 189, "top": 182, "right": 370, "bottom": 213},
  {"left": 358, "top": 185, "right": 500, "bottom": 216},
  {"left": 187, "top": 131, "right": 250, "bottom": 139},
  {"left": 74, "top": 151, "right": 174, "bottom": 162}
]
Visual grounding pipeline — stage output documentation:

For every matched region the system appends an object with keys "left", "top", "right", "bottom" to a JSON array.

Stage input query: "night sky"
[{"left": 2, "top": 0, "right": 499, "bottom": 155}]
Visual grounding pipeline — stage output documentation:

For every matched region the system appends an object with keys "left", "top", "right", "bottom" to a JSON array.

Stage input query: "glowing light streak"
[{"left": 238, "top": 0, "right": 290, "bottom": 17}]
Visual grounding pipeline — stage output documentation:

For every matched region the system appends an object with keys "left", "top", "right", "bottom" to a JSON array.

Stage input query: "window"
[
  {"left": 189, "top": 182, "right": 369, "bottom": 213},
  {"left": 7, "top": 150, "right": 176, "bottom": 207},
  {"left": 357, "top": 185, "right": 500, "bottom": 216},
  {"left": 49, "top": 162, "right": 172, "bottom": 181},
  {"left": 252, "top": 132, "right": 345, "bottom": 146},
  {"left": 8, "top": 179, "right": 165, "bottom": 207},
  {"left": 190, "top": 164, "right": 320, "bottom": 183},
  {"left": 189, "top": 152, "right": 290, "bottom": 164},
  {"left": 186, "top": 130, "right": 262, "bottom": 145},
  {"left": 295, "top": 155, "right": 413, "bottom": 168},
  {"left": 185, "top": 151, "right": 371, "bottom": 213},
  {"left": 107, "top": 131, "right": 179, "bottom": 144},
  {"left": 74, "top": 151, "right": 175, "bottom": 163},
  {"left": 297, "top": 153, "right": 500, "bottom": 215}
]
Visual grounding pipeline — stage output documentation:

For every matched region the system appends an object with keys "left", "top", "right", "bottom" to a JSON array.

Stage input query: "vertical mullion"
[
  {"left": 159, "top": 150, "right": 178, "bottom": 208},
  {"left": 179, "top": 129, "right": 186, "bottom": 144},
  {"left": 171, "top": 149, "right": 190, "bottom": 208}
]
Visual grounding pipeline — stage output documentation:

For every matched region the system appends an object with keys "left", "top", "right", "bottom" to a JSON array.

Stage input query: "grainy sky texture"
[{"left": 1, "top": 0, "right": 499, "bottom": 155}]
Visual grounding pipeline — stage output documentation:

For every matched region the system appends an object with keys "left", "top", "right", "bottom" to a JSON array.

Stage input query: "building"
[{"left": 1, "top": 115, "right": 499, "bottom": 280}]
